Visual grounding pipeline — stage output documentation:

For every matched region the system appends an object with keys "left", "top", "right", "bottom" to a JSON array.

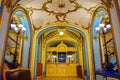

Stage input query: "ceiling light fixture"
[{"left": 59, "top": 31, "right": 64, "bottom": 36}]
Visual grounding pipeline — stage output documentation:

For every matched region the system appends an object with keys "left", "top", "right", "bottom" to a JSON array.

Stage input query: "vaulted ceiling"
[{"left": 17, "top": 0, "right": 104, "bottom": 29}]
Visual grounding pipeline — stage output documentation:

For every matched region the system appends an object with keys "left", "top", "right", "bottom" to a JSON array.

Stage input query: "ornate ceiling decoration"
[
  {"left": 18, "top": 0, "right": 103, "bottom": 30},
  {"left": 40, "top": 0, "right": 82, "bottom": 24},
  {"left": 44, "top": 0, "right": 79, "bottom": 15}
]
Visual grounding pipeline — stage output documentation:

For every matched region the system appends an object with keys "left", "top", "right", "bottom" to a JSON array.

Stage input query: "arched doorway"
[{"left": 30, "top": 23, "right": 94, "bottom": 80}]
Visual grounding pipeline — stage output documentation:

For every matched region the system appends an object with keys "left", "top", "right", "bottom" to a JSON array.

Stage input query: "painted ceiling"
[{"left": 17, "top": 0, "right": 103, "bottom": 29}]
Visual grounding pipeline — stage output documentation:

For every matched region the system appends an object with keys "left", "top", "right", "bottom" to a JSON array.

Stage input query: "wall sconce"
[{"left": 10, "top": 23, "right": 26, "bottom": 68}]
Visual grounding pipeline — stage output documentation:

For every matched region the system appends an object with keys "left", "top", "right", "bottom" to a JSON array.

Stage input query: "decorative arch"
[
  {"left": 4, "top": 6, "right": 32, "bottom": 68},
  {"left": 91, "top": 5, "right": 118, "bottom": 77},
  {"left": 90, "top": 6, "right": 108, "bottom": 70},
  {"left": 30, "top": 23, "right": 93, "bottom": 80},
  {"left": 43, "top": 30, "right": 81, "bottom": 47}
]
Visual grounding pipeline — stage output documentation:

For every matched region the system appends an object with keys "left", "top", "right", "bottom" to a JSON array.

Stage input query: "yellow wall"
[{"left": 30, "top": 22, "right": 94, "bottom": 80}]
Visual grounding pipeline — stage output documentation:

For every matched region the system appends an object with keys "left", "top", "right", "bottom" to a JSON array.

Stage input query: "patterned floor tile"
[{"left": 36, "top": 76, "right": 82, "bottom": 80}]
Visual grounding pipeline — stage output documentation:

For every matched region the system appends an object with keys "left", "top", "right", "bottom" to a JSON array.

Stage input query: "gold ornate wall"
[{"left": 30, "top": 22, "right": 94, "bottom": 79}]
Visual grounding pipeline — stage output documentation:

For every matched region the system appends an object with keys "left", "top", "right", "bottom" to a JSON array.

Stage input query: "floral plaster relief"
[
  {"left": 18, "top": 0, "right": 102, "bottom": 29},
  {"left": 45, "top": 0, "right": 78, "bottom": 14}
]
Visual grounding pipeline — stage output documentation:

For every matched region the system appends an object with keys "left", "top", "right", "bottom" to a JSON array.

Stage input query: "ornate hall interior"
[{"left": 0, "top": 0, "right": 120, "bottom": 80}]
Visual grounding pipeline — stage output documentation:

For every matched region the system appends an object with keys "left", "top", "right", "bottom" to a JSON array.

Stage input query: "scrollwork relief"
[{"left": 17, "top": 0, "right": 103, "bottom": 30}]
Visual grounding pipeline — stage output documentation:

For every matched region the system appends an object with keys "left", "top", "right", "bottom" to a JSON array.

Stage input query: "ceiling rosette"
[{"left": 44, "top": 0, "right": 79, "bottom": 15}]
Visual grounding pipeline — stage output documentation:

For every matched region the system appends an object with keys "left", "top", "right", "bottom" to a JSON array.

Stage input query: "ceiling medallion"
[{"left": 43, "top": 0, "right": 78, "bottom": 15}]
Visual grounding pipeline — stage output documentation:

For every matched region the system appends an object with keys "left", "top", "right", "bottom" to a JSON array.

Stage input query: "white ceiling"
[{"left": 18, "top": 0, "right": 102, "bottom": 29}]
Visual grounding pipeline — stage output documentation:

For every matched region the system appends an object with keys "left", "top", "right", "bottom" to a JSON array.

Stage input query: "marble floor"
[{"left": 36, "top": 76, "right": 83, "bottom": 80}]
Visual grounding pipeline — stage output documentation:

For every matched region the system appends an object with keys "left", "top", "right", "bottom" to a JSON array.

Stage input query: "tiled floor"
[{"left": 36, "top": 76, "right": 83, "bottom": 80}]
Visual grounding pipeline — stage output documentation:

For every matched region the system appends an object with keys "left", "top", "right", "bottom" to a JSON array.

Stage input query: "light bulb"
[
  {"left": 59, "top": 31, "right": 64, "bottom": 36},
  {"left": 11, "top": 24, "right": 16, "bottom": 29},
  {"left": 22, "top": 27, "right": 26, "bottom": 32},
  {"left": 14, "top": 27, "right": 19, "bottom": 33},
  {"left": 106, "top": 24, "right": 111, "bottom": 30},
  {"left": 99, "top": 24, "right": 105, "bottom": 29},
  {"left": 18, "top": 24, "right": 23, "bottom": 28},
  {"left": 104, "top": 27, "right": 107, "bottom": 33},
  {"left": 95, "top": 27, "right": 100, "bottom": 32}
]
